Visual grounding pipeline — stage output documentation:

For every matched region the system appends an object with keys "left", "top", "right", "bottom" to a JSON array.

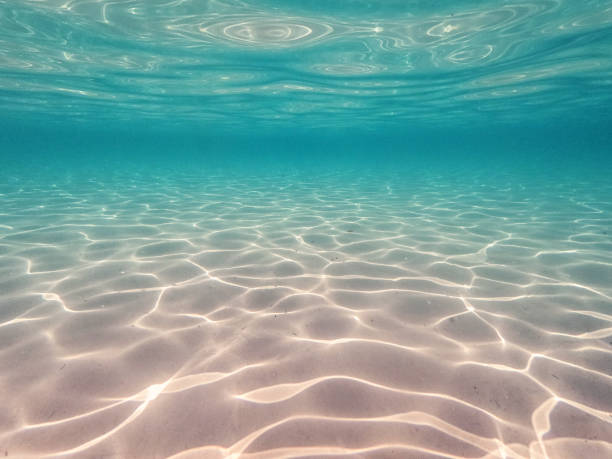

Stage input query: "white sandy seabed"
[{"left": 0, "top": 171, "right": 611, "bottom": 458}]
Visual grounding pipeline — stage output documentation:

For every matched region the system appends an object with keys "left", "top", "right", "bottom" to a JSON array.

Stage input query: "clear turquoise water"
[
  {"left": 1, "top": 0, "right": 611, "bottom": 168},
  {"left": 1, "top": 1, "right": 612, "bottom": 458}
]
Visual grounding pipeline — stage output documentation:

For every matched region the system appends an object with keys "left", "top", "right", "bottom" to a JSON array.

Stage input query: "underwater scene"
[{"left": 1, "top": 1, "right": 612, "bottom": 458}]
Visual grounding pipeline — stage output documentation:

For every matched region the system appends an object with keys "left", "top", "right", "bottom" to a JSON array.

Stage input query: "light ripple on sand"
[{"left": 0, "top": 173, "right": 611, "bottom": 458}]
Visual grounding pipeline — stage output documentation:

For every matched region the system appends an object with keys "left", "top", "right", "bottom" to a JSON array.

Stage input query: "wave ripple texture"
[{"left": 1, "top": 0, "right": 611, "bottom": 126}]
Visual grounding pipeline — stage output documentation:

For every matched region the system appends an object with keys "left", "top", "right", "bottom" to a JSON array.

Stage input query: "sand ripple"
[{"left": 0, "top": 171, "right": 611, "bottom": 458}]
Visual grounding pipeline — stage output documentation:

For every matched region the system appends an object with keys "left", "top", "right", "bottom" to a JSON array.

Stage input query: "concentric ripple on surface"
[
  {"left": 0, "top": 170, "right": 611, "bottom": 458},
  {"left": 200, "top": 17, "right": 333, "bottom": 47}
]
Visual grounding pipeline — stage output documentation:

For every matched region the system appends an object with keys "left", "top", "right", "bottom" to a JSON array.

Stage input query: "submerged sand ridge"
[{"left": 0, "top": 171, "right": 611, "bottom": 458}]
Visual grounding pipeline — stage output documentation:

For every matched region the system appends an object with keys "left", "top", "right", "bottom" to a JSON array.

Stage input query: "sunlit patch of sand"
[{"left": 0, "top": 172, "right": 610, "bottom": 458}]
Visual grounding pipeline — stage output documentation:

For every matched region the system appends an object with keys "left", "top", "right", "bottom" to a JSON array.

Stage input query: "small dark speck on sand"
[
  {"left": 59, "top": 363, "right": 65, "bottom": 370},
  {"left": 551, "top": 374, "right": 559, "bottom": 380}
]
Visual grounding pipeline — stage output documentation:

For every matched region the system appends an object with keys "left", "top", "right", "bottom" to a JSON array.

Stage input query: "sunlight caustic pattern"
[{"left": 0, "top": 171, "right": 611, "bottom": 458}]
